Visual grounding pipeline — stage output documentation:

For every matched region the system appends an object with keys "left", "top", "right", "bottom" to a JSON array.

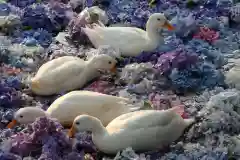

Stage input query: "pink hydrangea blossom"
[
  {"left": 1, "top": 65, "right": 21, "bottom": 75},
  {"left": 193, "top": 26, "right": 219, "bottom": 43},
  {"left": 84, "top": 80, "right": 113, "bottom": 94},
  {"left": 148, "top": 93, "right": 188, "bottom": 118}
]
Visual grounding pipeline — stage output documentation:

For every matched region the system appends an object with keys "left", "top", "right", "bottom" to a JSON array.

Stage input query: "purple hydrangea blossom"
[
  {"left": 154, "top": 48, "right": 198, "bottom": 75},
  {"left": 8, "top": 0, "right": 39, "bottom": 8}
]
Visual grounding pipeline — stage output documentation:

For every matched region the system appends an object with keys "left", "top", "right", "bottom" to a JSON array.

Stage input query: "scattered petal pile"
[{"left": 1, "top": 0, "right": 240, "bottom": 159}]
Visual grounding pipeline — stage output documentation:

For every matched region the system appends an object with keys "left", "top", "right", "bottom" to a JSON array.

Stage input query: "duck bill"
[
  {"left": 110, "top": 65, "right": 117, "bottom": 73},
  {"left": 7, "top": 119, "right": 17, "bottom": 128},
  {"left": 163, "top": 21, "right": 174, "bottom": 31},
  {"left": 68, "top": 126, "right": 76, "bottom": 138}
]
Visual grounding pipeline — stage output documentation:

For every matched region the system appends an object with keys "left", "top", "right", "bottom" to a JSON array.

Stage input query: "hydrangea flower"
[
  {"left": 193, "top": 26, "right": 219, "bottom": 43},
  {"left": 229, "top": 4, "right": 240, "bottom": 23},
  {"left": 99, "top": 45, "right": 120, "bottom": 58},
  {"left": 161, "top": 144, "right": 228, "bottom": 160},
  {"left": 157, "top": 35, "right": 183, "bottom": 53},
  {"left": 21, "top": 2, "right": 73, "bottom": 33},
  {"left": 154, "top": 48, "right": 198, "bottom": 75},
  {"left": 0, "top": 75, "right": 23, "bottom": 108},
  {"left": 69, "top": 0, "right": 85, "bottom": 13},
  {"left": 127, "top": 78, "right": 153, "bottom": 94},
  {"left": 118, "top": 89, "right": 149, "bottom": 109},
  {"left": 169, "top": 63, "right": 224, "bottom": 93},
  {"left": 47, "top": 42, "right": 84, "bottom": 59},
  {"left": 84, "top": 79, "right": 115, "bottom": 94},
  {"left": 170, "top": 13, "right": 197, "bottom": 39},
  {"left": 73, "top": 132, "right": 97, "bottom": 153},
  {"left": 45, "top": 1, "right": 75, "bottom": 31},
  {"left": 187, "top": 39, "right": 225, "bottom": 67},
  {"left": 0, "top": 3, "right": 10, "bottom": 16},
  {"left": 148, "top": 93, "right": 182, "bottom": 110},
  {"left": 112, "top": 147, "right": 149, "bottom": 160},
  {"left": 12, "top": 29, "right": 52, "bottom": 48},
  {"left": 106, "top": 0, "right": 160, "bottom": 28},
  {"left": 1, "top": 0, "right": 240, "bottom": 159},
  {"left": 21, "top": 4, "right": 56, "bottom": 32},
  {"left": 8, "top": 0, "right": 40, "bottom": 8},
  {"left": 119, "top": 62, "right": 156, "bottom": 85},
  {"left": 7, "top": 117, "right": 73, "bottom": 158},
  {"left": 186, "top": 89, "right": 240, "bottom": 138},
  {"left": 0, "top": 14, "right": 21, "bottom": 34},
  {"left": 0, "top": 151, "right": 22, "bottom": 160}
]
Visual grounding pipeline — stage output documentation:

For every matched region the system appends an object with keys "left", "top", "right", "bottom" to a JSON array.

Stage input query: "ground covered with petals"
[{"left": 1, "top": 0, "right": 240, "bottom": 159}]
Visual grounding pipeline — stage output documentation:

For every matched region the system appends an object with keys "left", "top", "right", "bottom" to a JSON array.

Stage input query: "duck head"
[
  {"left": 7, "top": 107, "right": 46, "bottom": 128},
  {"left": 68, "top": 114, "right": 103, "bottom": 138},
  {"left": 88, "top": 54, "right": 117, "bottom": 73},
  {"left": 147, "top": 13, "right": 174, "bottom": 31}
]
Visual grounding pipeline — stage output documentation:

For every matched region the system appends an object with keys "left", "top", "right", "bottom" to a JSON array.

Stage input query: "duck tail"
[
  {"left": 183, "top": 118, "right": 195, "bottom": 127},
  {"left": 81, "top": 26, "right": 103, "bottom": 47}
]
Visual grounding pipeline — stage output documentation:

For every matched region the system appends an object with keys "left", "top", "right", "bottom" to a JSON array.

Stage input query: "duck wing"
[
  {"left": 66, "top": 91, "right": 130, "bottom": 103},
  {"left": 45, "top": 59, "right": 86, "bottom": 85},
  {"left": 36, "top": 56, "right": 82, "bottom": 77},
  {"left": 83, "top": 26, "right": 148, "bottom": 52},
  {"left": 106, "top": 110, "right": 177, "bottom": 132}
]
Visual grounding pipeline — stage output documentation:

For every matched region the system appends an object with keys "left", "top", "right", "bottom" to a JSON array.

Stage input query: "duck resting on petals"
[
  {"left": 30, "top": 54, "right": 117, "bottom": 96},
  {"left": 68, "top": 106, "right": 195, "bottom": 154},
  {"left": 7, "top": 91, "right": 141, "bottom": 128},
  {"left": 82, "top": 13, "right": 174, "bottom": 57}
]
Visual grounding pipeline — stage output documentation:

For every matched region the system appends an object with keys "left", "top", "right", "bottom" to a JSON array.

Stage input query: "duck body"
[
  {"left": 7, "top": 91, "right": 134, "bottom": 128},
  {"left": 82, "top": 26, "right": 160, "bottom": 57},
  {"left": 31, "top": 54, "right": 117, "bottom": 95},
  {"left": 82, "top": 13, "right": 174, "bottom": 57},
  {"left": 47, "top": 91, "right": 132, "bottom": 126},
  {"left": 31, "top": 56, "right": 92, "bottom": 95},
  {"left": 70, "top": 107, "right": 194, "bottom": 154}
]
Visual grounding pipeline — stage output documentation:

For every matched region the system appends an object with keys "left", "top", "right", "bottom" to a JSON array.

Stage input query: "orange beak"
[
  {"left": 110, "top": 65, "right": 117, "bottom": 73},
  {"left": 163, "top": 21, "right": 174, "bottom": 31},
  {"left": 7, "top": 119, "right": 17, "bottom": 129},
  {"left": 68, "top": 126, "right": 76, "bottom": 138}
]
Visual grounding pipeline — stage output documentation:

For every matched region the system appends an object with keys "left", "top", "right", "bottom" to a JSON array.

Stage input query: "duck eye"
[
  {"left": 157, "top": 18, "right": 161, "bottom": 21},
  {"left": 19, "top": 115, "right": 23, "bottom": 118},
  {"left": 108, "top": 61, "right": 112, "bottom": 64},
  {"left": 75, "top": 122, "right": 80, "bottom": 125}
]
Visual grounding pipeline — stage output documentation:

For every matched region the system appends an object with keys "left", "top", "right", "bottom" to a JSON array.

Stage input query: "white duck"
[
  {"left": 82, "top": 13, "right": 174, "bottom": 57},
  {"left": 68, "top": 106, "right": 195, "bottom": 154},
  {"left": 30, "top": 54, "right": 117, "bottom": 95},
  {"left": 225, "top": 58, "right": 240, "bottom": 90},
  {"left": 7, "top": 91, "right": 139, "bottom": 128}
]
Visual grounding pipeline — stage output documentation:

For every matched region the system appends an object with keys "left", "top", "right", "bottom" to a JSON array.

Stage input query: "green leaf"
[
  {"left": 149, "top": 0, "right": 156, "bottom": 7},
  {"left": 186, "top": 0, "right": 198, "bottom": 8},
  {"left": 23, "top": 26, "right": 32, "bottom": 30},
  {"left": 143, "top": 100, "right": 153, "bottom": 109}
]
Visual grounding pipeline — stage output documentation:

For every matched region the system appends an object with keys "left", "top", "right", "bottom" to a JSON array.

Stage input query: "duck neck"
[
  {"left": 146, "top": 21, "right": 163, "bottom": 43},
  {"left": 82, "top": 61, "right": 100, "bottom": 77},
  {"left": 91, "top": 122, "right": 107, "bottom": 137}
]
